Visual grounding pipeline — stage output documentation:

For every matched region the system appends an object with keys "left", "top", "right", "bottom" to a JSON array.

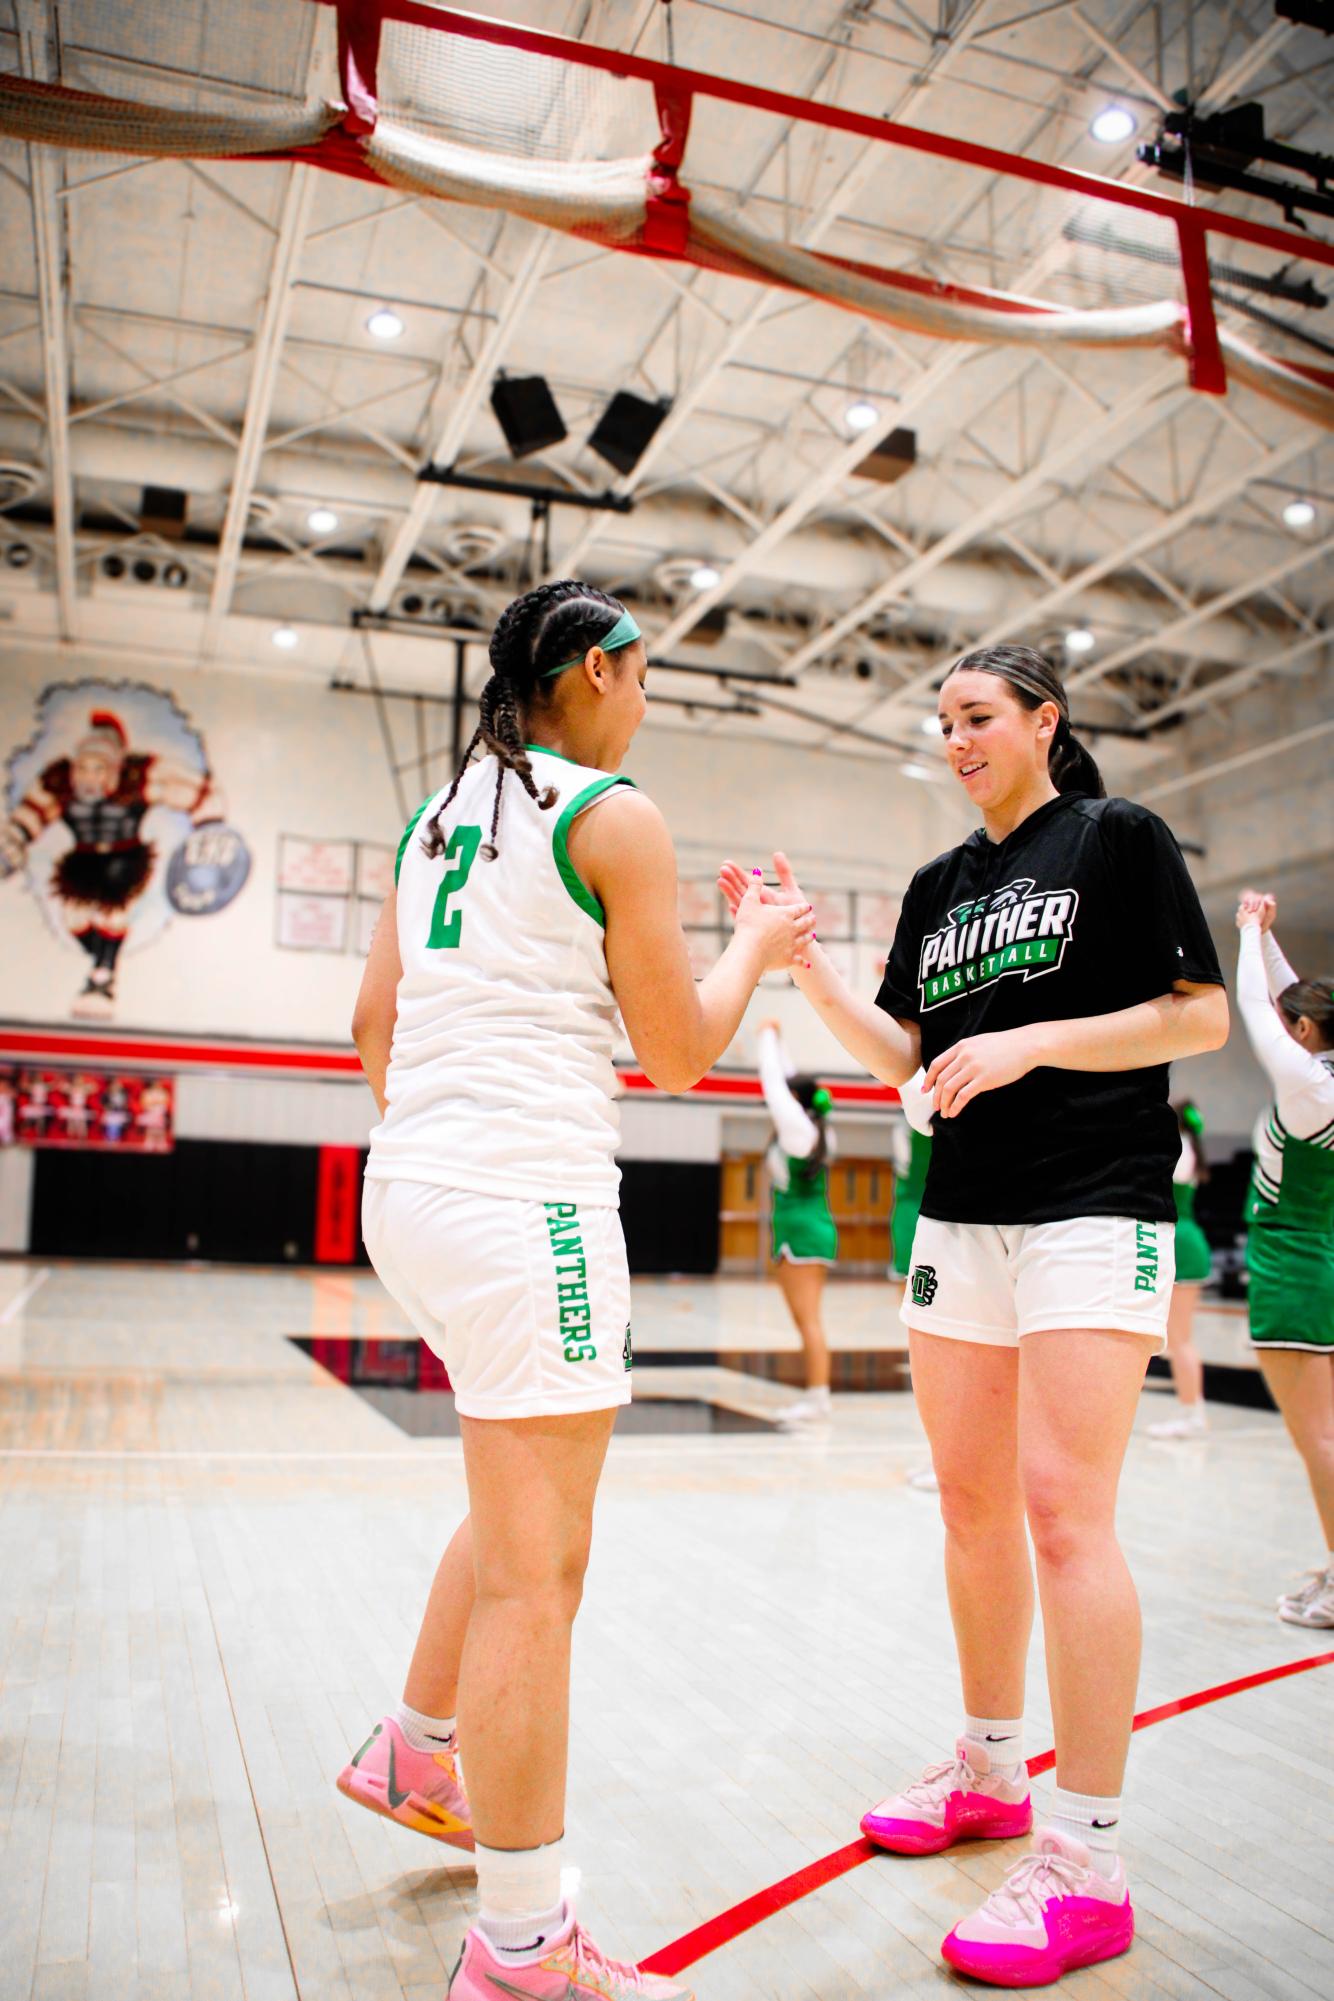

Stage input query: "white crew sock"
[
  {"left": 963, "top": 1715, "right": 1025, "bottom": 1775},
  {"left": 475, "top": 1839, "right": 571, "bottom": 1962},
  {"left": 394, "top": 1700, "right": 456, "bottom": 1752},
  {"left": 1050, "top": 1785, "right": 1122, "bottom": 1864}
]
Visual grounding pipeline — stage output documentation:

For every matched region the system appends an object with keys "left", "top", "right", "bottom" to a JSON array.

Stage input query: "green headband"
[
  {"left": 540, "top": 609, "right": 643, "bottom": 680},
  {"left": 1181, "top": 1104, "right": 1205, "bottom": 1136},
  {"left": 812, "top": 1087, "right": 833, "bottom": 1115}
]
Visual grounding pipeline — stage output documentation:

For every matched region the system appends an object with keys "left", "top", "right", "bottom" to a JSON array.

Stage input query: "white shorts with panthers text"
[
  {"left": 898, "top": 1213, "right": 1174, "bottom": 1348},
  {"left": 363, "top": 1179, "right": 633, "bottom": 1419}
]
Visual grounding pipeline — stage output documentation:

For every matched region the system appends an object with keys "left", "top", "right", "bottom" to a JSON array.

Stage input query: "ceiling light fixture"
[
  {"left": 846, "top": 399, "right": 879, "bottom": 432},
  {"left": 690, "top": 563, "right": 721, "bottom": 590},
  {"left": 366, "top": 307, "right": 404, "bottom": 341},
  {"left": 1064, "top": 626, "right": 1096, "bottom": 652},
  {"left": 272, "top": 624, "right": 299, "bottom": 650},
  {"left": 1282, "top": 498, "right": 1316, "bottom": 529},
  {"left": 307, "top": 506, "right": 339, "bottom": 535},
  {"left": 1091, "top": 105, "right": 1136, "bottom": 145},
  {"left": 920, "top": 714, "right": 942, "bottom": 736}
]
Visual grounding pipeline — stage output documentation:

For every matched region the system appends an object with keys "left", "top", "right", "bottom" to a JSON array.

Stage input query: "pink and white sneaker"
[
  {"left": 860, "top": 1736, "right": 1032, "bottom": 1854},
  {"left": 336, "top": 1715, "right": 473, "bottom": 1849},
  {"left": 447, "top": 1919, "right": 694, "bottom": 1998},
  {"left": 940, "top": 1825, "right": 1133, "bottom": 1986}
]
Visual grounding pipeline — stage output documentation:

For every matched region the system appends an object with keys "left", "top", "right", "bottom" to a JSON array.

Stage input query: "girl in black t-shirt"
[{"left": 720, "top": 643, "right": 1227, "bottom": 1989}]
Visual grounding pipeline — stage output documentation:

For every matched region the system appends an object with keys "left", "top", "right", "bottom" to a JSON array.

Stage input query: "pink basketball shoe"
[
  {"left": 336, "top": 1715, "right": 473, "bottom": 1849},
  {"left": 940, "top": 1825, "right": 1134, "bottom": 1986},
  {"left": 861, "top": 1736, "right": 1032, "bottom": 1854},
  {"left": 447, "top": 1919, "right": 694, "bottom": 1998}
]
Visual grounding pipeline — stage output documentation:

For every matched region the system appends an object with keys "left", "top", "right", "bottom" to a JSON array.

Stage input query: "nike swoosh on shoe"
[
  {"left": 486, "top": 1973, "right": 573, "bottom": 2000},
  {"left": 386, "top": 1740, "right": 410, "bottom": 1811}
]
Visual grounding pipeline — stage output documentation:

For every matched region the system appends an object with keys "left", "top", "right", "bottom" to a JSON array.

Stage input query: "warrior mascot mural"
[{"left": 1, "top": 681, "right": 249, "bottom": 1019}]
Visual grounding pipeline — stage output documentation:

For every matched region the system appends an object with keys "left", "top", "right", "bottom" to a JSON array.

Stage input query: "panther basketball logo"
[
  {"left": 911, "top": 1263, "right": 939, "bottom": 1307},
  {"left": 919, "top": 877, "right": 1079, "bottom": 1011}
]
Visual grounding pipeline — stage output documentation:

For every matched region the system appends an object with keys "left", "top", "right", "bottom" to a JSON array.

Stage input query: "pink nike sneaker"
[
  {"left": 336, "top": 1715, "right": 473, "bottom": 1849},
  {"left": 860, "top": 1736, "right": 1032, "bottom": 1854},
  {"left": 447, "top": 1919, "right": 694, "bottom": 1998},
  {"left": 940, "top": 1825, "right": 1134, "bottom": 1986}
]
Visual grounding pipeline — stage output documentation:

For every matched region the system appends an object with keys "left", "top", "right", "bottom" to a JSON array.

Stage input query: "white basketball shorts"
[
  {"left": 899, "top": 1213, "right": 1174, "bottom": 1348},
  {"left": 363, "top": 1179, "right": 634, "bottom": 1420}
]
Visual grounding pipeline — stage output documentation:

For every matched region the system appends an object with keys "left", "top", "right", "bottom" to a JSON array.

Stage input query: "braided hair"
[
  {"left": 947, "top": 643, "right": 1106, "bottom": 799},
  {"left": 422, "top": 579, "right": 631, "bottom": 862}
]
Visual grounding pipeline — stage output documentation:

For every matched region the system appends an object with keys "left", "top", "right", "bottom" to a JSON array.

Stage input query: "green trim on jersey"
[
  {"left": 394, "top": 796, "right": 434, "bottom": 885},
  {"left": 526, "top": 743, "right": 582, "bottom": 767},
  {"left": 552, "top": 775, "right": 636, "bottom": 925}
]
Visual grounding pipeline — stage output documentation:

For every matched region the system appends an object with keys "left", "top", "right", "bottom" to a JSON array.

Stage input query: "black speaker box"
[
  {"left": 490, "top": 375, "right": 567, "bottom": 458},
  {"left": 140, "top": 484, "right": 188, "bottom": 538},
  {"left": 588, "top": 391, "right": 670, "bottom": 476},
  {"left": 852, "top": 426, "right": 917, "bottom": 484}
]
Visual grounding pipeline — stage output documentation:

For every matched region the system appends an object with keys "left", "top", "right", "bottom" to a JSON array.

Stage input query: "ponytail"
[
  {"left": 790, "top": 1075, "right": 832, "bottom": 1167},
  {"left": 948, "top": 643, "right": 1106, "bottom": 799},
  {"left": 1049, "top": 714, "right": 1106, "bottom": 799}
]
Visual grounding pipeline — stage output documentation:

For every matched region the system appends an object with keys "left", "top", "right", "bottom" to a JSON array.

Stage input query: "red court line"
[{"left": 640, "top": 1647, "right": 1334, "bottom": 1976}]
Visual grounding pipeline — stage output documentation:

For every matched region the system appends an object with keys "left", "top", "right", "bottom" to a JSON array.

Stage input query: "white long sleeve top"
[
  {"left": 1237, "top": 926, "right": 1334, "bottom": 1144},
  {"left": 757, "top": 1025, "right": 821, "bottom": 1159}
]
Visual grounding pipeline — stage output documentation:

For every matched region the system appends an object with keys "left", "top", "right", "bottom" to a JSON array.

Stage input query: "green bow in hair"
[
  {"left": 1181, "top": 1104, "right": 1205, "bottom": 1136},
  {"left": 812, "top": 1087, "right": 833, "bottom": 1115}
]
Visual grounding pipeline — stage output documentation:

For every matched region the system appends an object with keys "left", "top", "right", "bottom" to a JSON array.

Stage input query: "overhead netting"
[{"left": 1, "top": 0, "right": 1331, "bottom": 429}]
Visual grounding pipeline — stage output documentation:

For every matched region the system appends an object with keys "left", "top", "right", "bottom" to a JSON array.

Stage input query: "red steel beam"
[{"left": 305, "top": 1, "right": 1334, "bottom": 272}]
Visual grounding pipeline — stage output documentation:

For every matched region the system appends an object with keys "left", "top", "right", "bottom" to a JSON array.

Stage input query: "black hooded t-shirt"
[{"left": 874, "top": 793, "right": 1223, "bottom": 1226}]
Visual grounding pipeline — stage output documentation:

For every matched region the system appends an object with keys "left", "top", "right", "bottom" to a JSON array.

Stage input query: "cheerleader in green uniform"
[
  {"left": 1236, "top": 891, "right": 1334, "bottom": 1627},
  {"left": 757, "top": 1021, "right": 837, "bottom": 1429},
  {"left": 1149, "top": 1101, "right": 1213, "bottom": 1438}
]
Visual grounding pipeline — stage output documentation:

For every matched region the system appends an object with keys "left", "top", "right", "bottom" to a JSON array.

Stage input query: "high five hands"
[
  {"left": 730, "top": 866, "right": 817, "bottom": 972},
  {"left": 717, "top": 851, "right": 1035, "bottom": 1116}
]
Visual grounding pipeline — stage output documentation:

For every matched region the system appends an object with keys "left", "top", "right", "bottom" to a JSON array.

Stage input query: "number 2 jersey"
[
  {"left": 875, "top": 793, "right": 1223, "bottom": 1226},
  {"left": 365, "top": 748, "right": 635, "bottom": 1207}
]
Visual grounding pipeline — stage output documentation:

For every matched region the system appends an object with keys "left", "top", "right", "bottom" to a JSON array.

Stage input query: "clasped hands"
[{"left": 718, "top": 852, "right": 1038, "bottom": 1118}]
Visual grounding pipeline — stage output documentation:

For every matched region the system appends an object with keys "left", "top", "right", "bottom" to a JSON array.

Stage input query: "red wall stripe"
[
  {"left": 0, "top": 1027, "right": 899, "bottom": 1106},
  {"left": 640, "top": 1647, "right": 1334, "bottom": 1976}
]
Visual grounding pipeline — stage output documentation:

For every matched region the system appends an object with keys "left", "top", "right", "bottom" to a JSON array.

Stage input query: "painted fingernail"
[{"left": 752, "top": 868, "right": 762, "bottom": 876}]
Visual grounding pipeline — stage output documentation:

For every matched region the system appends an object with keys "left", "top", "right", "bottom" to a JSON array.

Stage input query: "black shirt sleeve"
[
  {"left": 875, "top": 874, "right": 924, "bottom": 1021},
  {"left": 1100, "top": 800, "right": 1223, "bottom": 993}
]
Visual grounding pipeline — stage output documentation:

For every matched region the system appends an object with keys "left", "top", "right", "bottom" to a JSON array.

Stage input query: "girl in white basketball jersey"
[{"left": 336, "top": 581, "right": 813, "bottom": 2001}]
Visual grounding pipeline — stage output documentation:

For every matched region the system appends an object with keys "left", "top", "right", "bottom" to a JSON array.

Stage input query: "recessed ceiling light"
[
  {"left": 900, "top": 761, "right": 934, "bottom": 782},
  {"left": 366, "top": 307, "right": 404, "bottom": 341},
  {"left": 272, "top": 624, "right": 299, "bottom": 650},
  {"left": 1064, "top": 626, "right": 1096, "bottom": 653},
  {"left": 1090, "top": 105, "right": 1136, "bottom": 145},
  {"left": 920, "top": 714, "right": 942, "bottom": 736},
  {"left": 161, "top": 562, "right": 188, "bottom": 589},
  {"left": 690, "top": 563, "right": 721, "bottom": 590},
  {"left": 846, "top": 399, "right": 879, "bottom": 432},
  {"left": 1282, "top": 498, "right": 1316, "bottom": 530},
  {"left": 307, "top": 506, "right": 339, "bottom": 535}
]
